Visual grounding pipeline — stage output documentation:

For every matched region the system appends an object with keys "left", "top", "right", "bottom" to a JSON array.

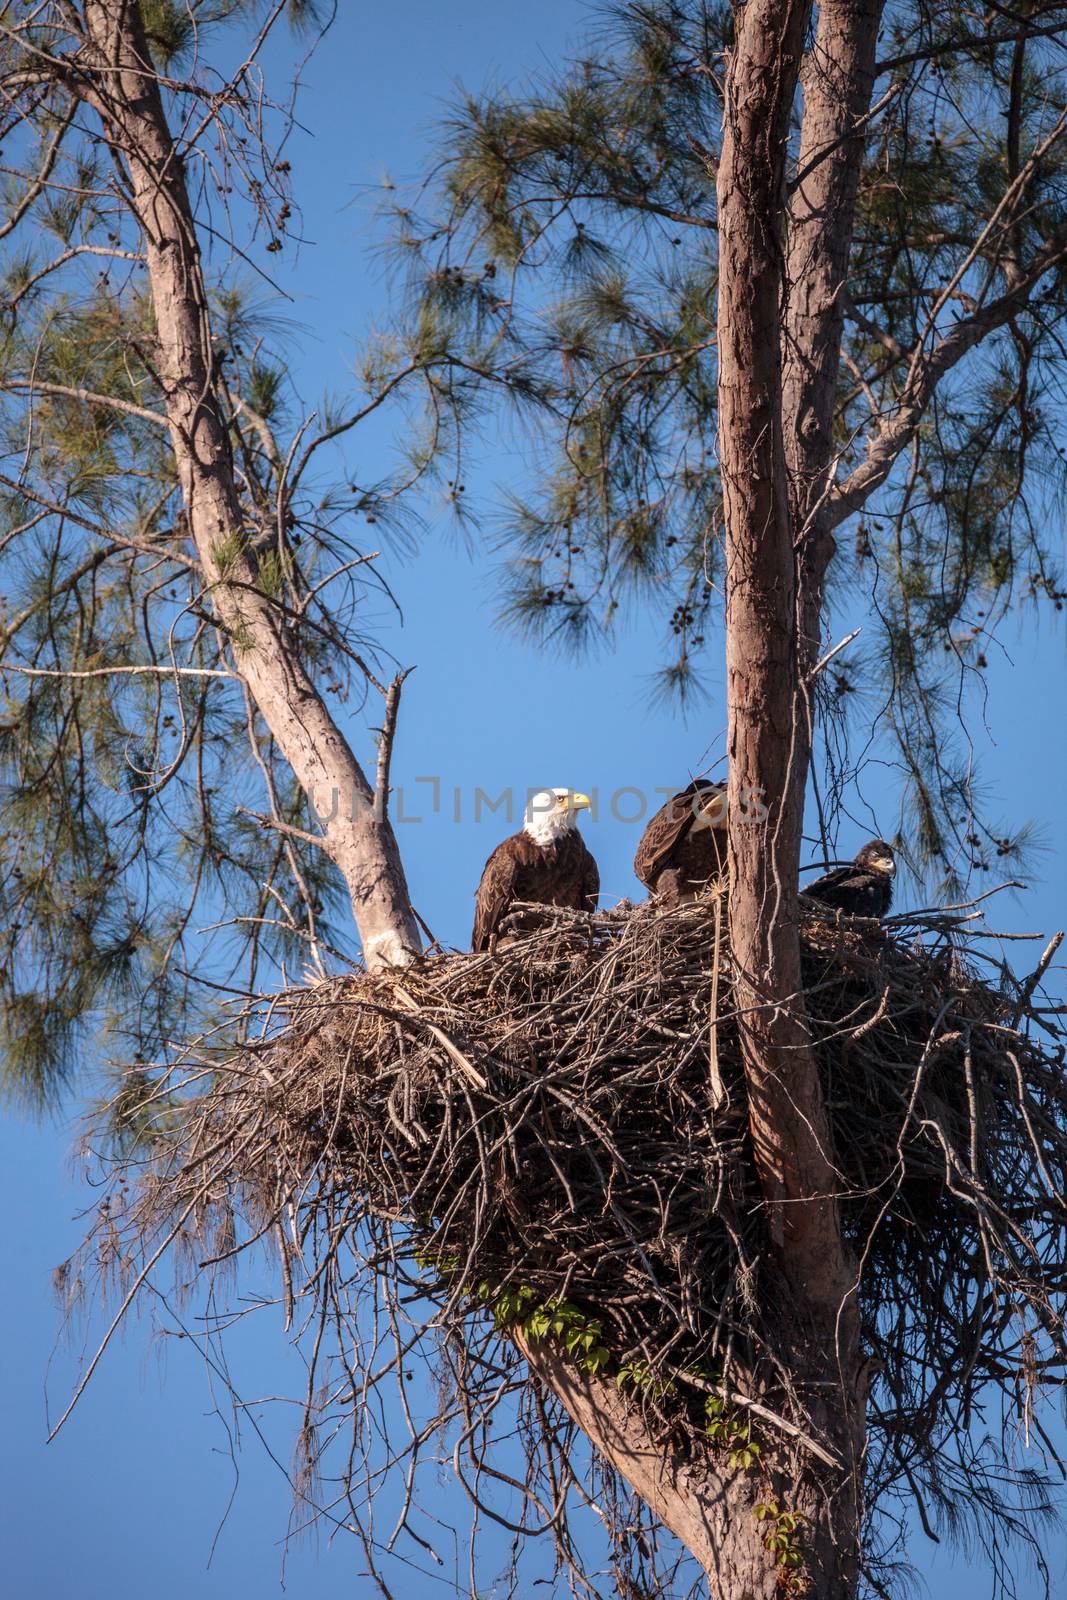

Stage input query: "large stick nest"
[{"left": 88, "top": 896, "right": 1067, "bottom": 1578}]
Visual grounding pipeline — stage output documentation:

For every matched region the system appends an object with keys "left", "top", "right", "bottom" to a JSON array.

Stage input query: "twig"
[
  {"left": 375, "top": 668, "right": 413, "bottom": 820},
  {"left": 807, "top": 628, "right": 861, "bottom": 681},
  {"left": 669, "top": 1366, "right": 843, "bottom": 1469},
  {"left": 709, "top": 885, "right": 725, "bottom": 1110},
  {"left": 235, "top": 806, "right": 331, "bottom": 853},
  {"left": 0, "top": 662, "right": 233, "bottom": 680},
  {"left": 390, "top": 982, "right": 489, "bottom": 1090},
  {"left": 1011, "top": 930, "right": 1064, "bottom": 1028}
]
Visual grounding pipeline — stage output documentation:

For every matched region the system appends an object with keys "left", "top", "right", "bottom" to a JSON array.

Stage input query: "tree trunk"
[
  {"left": 77, "top": 0, "right": 421, "bottom": 970},
  {"left": 519, "top": 1329, "right": 871, "bottom": 1599},
  {"left": 782, "top": 0, "right": 885, "bottom": 703},
  {"left": 716, "top": 0, "right": 870, "bottom": 1590},
  {"left": 517, "top": 1332, "right": 782, "bottom": 1597}
]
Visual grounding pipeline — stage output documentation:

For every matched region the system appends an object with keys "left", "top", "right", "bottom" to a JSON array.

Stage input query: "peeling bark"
[{"left": 76, "top": 1, "right": 421, "bottom": 969}]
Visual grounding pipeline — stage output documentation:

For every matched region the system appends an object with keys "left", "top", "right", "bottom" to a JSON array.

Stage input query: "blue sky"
[{"left": 2, "top": 4, "right": 1066, "bottom": 1596}]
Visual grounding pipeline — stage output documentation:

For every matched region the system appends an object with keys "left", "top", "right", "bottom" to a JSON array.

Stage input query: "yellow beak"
[{"left": 570, "top": 792, "right": 592, "bottom": 811}]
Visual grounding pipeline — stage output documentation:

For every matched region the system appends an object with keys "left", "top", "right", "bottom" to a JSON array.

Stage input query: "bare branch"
[
  {"left": 0, "top": 97, "right": 75, "bottom": 242},
  {"left": 808, "top": 628, "right": 861, "bottom": 681},
  {"left": 2, "top": 242, "right": 145, "bottom": 310},
  {"left": 235, "top": 806, "right": 332, "bottom": 854},
  {"left": 826, "top": 231, "right": 1067, "bottom": 530},
  {"left": 0, "top": 376, "right": 166, "bottom": 429},
  {"left": 0, "top": 662, "right": 233, "bottom": 680},
  {"left": 374, "top": 668, "right": 413, "bottom": 820}
]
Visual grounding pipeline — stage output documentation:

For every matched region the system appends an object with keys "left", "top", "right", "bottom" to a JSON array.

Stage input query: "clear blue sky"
[{"left": 2, "top": 4, "right": 1065, "bottom": 1597}]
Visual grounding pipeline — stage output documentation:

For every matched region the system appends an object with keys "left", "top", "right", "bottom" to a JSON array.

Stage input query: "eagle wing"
[
  {"left": 471, "top": 840, "right": 522, "bottom": 951},
  {"left": 802, "top": 865, "right": 891, "bottom": 916},
  {"left": 579, "top": 839, "right": 600, "bottom": 913},
  {"left": 634, "top": 781, "right": 722, "bottom": 889},
  {"left": 801, "top": 864, "right": 854, "bottom": 903}
]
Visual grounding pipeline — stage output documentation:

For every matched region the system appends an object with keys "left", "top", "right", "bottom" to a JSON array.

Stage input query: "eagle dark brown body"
[
  {"left": 801, "top": 840, "right": 896, "bottom": 918},
  {"left": 634, "top": 779, "right": 727, "bottom": 904},
  {"left": 472, "top": 828, "right": 599, "bottom": 951}
]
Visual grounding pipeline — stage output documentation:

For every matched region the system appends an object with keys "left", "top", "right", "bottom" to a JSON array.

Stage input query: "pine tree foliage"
[
  {"left": 395, "top": 0, "right": 1067, "bottom": 890},
  {"left": 0, "top": 2, "right": 448, "bottom": 1109}
]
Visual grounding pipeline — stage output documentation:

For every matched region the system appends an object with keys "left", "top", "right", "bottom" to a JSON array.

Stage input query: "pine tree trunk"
[
  {"left": 520, "top": 6, "right": 883, "bottom": 1580},
  {"left": 518, "top": 1332, "right": 783, "bottom": 1597},
  {"left": 782, "top": 0, "right": 885, "bottom": 688},
  {"left": 519, "top": 1330, "right": 867, "bottom": 1599},
  {"left": 715, "top": 0, "right": 871, "bottom": 1590},
  {"left": 77, "top": 0, "right": 421, "bottom": 970}
]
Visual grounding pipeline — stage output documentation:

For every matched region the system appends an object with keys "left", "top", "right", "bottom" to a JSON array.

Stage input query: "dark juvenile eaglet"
[
  {"left": 472, "top": 787, "right": 599, "bottom": 951},
  {"left": 801, "top": 839, "right": 896, "bottom": 918},
  {"left": 634, "top": 779, "right": 728, "bottom": 905}
]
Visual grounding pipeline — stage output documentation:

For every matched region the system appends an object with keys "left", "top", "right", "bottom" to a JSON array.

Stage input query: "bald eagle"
[
  {"left": 801, "top": 840, "right": 896, "bottom": 917},
  {"left": 634, "top": 778, "right": 728, "bottom": 904},
  {"left": 472, "top": 788, "right": 599, "bottom": 951}
]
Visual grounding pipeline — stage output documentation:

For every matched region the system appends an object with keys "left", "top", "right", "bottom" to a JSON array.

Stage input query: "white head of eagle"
[{"left": 523, "top": 787, "right": 593, "bottom": 845}]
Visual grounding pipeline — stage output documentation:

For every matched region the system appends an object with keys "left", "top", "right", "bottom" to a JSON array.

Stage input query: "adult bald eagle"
[
  {"left": 801, "top": 840, "right": 896, "bottom": 917},
  {"left": 472, "top": 788, "right": 599, "bottom": 951},
  {"left": 634, "top": 778, "right": 728, "bottom": 904}
]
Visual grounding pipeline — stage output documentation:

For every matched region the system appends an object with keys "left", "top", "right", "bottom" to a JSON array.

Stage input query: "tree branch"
[
  {"left": 74, "top": 0, "right": 421, "bottom": 970},
  {"left": 513, "top": 1329, "right": 773, "bottom": 1591},
  {"left": 235, "top": 806, "right": 331, "bottom": 853},
  {"left": 826, "top": 232, "right": 1067, "bottom": 530},
  {"left": 374, "top": 668, "right": 413, "bottom": 821},
  {"left": 0, "top": 97, "right": 75, "bottom": 241},
  {"left": 0, "top": 376, "right": 165, "bottom": 428},
  {"left": 876, "top": 13, "right": 1067, "bottom": 74},
  {"left": 0, "top": 662, "right": 233, "bottom": 680},
  {"left": 2, "top": 242, "right": 145, "bottom": 312}
]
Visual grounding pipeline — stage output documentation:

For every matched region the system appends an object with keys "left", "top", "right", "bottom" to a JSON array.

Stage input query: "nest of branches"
[{"left": 78, "top": 896, "right": 1067, "bottom": 1587}]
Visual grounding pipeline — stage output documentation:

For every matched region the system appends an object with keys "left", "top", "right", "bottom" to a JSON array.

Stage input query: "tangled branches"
[{"left": 64, "top": 898, "right": 1067, "bottom": 1596}]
